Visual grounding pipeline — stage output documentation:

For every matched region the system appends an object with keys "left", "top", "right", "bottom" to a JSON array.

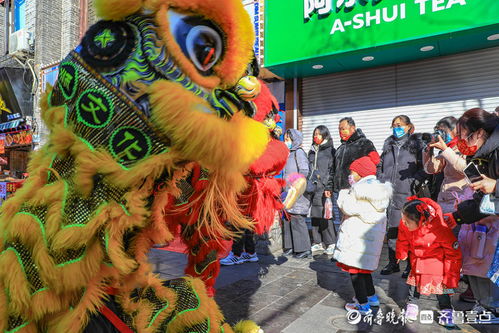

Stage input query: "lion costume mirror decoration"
[{"left": 0, "top": 0, "right": 284, "bottom": 332}]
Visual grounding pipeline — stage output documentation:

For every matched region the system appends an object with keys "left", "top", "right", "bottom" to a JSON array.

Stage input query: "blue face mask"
[
  {"left": 393, "top": 127, "right": 406, "bottom": 139},
  {"left": 444, "top": 133, "right": 452, "bottom": 144},
  {"left": 285, "top": 141, "right": 292, "bottom": 149}
]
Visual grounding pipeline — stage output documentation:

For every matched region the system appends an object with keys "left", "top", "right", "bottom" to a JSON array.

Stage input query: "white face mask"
[{"left": 285, "top": 141, "right": 292, "bottom": 149}]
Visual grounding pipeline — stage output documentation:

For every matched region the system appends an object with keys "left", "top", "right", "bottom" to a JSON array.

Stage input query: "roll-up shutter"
[{"left": 301, "top": 47, "right": 499, "bottom": 153}]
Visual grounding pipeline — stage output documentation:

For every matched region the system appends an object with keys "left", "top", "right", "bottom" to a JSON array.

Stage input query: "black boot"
[
  {"left": 381, "top": 248, "right": 400, "bottom": 275},
  {"left": 401, "top": 260, "right": 411, "bottom": 278}
]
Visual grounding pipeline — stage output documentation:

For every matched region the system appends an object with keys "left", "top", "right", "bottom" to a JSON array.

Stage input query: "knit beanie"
[{"left": 350, "top": 156, "right": 377, "bottom": 178}]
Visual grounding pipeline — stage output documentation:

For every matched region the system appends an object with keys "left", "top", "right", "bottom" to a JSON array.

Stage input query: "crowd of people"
[{"left": 221, "top": 107, "right": 499, "bottom": 327}]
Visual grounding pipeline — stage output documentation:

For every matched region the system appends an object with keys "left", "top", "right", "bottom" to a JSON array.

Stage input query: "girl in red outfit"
[{"left": 397, "top": 197, "right": 462, "bottom": 328}]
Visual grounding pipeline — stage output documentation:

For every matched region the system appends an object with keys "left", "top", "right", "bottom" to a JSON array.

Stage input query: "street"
[{"left": 150, "top": 246, "right": 497, "bottom": 333}]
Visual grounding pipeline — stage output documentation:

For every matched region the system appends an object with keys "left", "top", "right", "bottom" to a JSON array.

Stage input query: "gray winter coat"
[
  {"left": 283, "top": 129, "right": 310, "bottom": 215},
  {"left": 377, "top": 133, "right": 428, "bottom": 228}
]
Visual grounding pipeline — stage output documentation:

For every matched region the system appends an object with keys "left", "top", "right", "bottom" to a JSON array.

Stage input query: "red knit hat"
[{"left": 350, "top": 156, "right": 377, "bottom": 178}]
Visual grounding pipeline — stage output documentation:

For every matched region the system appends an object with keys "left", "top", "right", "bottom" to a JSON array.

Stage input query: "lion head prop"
[{"left": 0, "top": 1, "right": 269, "bottom": 332}]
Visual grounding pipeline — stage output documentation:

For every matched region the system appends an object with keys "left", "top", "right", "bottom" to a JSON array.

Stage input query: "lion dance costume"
[
  {"left": 168, "top": 77, "right": 288, "bottom": 298},
  {"left": 0, "top": 1, "right": 285, "bottom": 332}
]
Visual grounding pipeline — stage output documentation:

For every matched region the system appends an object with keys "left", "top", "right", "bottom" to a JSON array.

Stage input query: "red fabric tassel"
[{"left": 99, "top": 305, "right": 134, "bottom": 333}]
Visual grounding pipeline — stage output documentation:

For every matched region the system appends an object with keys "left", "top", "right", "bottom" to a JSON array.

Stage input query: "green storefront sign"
[{"left": 265, "top": 0, "right": 499, "bottom": 77}]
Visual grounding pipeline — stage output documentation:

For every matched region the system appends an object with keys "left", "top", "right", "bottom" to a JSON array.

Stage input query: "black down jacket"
[{"left": 308, "top": 140, "right": 336, "bottom": 218}]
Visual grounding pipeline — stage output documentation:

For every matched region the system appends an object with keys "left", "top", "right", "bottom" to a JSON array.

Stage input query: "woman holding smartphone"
[
  {"left": 450, "top": 108, "right": 499, "bottom": 224},
  {"left": 447, "top": 108, "right": 499, "bottom": 323}
]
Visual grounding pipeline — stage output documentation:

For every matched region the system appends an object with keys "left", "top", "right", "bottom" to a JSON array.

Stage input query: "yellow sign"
[{"left": 0, "top": 94, "right": 12, "bottom": 115}]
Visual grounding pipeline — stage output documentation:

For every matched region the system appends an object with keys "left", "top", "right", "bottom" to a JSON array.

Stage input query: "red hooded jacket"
[{"left": 396, "top": 197, "right": 462, "bottom": 295}]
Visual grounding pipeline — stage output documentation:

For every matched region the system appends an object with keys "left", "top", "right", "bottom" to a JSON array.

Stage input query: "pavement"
[{"left": 148, "top": 246, "right": 497, "bottom": 333}]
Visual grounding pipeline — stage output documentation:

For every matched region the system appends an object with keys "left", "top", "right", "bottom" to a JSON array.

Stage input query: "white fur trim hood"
[{"left": 337, "top": 176, "right": 393, "bottom": 224}]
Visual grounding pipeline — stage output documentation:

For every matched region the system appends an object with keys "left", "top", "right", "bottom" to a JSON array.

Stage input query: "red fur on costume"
[
  {"left": 252, "top": 80, "right": 279, "bottom": 122},
  {"left": 165, "top": 81, "right": 287, "bottom": 297},
  {"left": 241, "top": 139, "right": 287, "bottom": 234}
]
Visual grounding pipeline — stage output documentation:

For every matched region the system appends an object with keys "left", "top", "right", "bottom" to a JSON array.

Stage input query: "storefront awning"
[{"left": 264, "top": 1, "right": 499, "bottom": 78}]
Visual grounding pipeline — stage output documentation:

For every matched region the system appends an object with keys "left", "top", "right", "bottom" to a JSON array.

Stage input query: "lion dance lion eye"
[{"left": 169, "top": 11, "right": 223, "bottom": 75}]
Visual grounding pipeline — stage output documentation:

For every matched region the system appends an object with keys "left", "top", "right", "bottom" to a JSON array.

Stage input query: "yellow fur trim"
[
  {"left": 50, "top": 204, "right": 111, "bottom": 251},
  {"left": 147, "top": 0, "right": 254, "bottom": 88},
  {"left": 0, "top": 151, "right": 52, "bottom": 221},
  {"left": 41, "top": 86, "right": 65, "bottom": 130},
  {"left": 165, "top": 277, "right": 225, "bottom": 333},
  {"left": 0, "top": 250, "right": 32, "bottom": 316},
  {"left": 93, "top": 0, "right": 144, "bottom": 21},
  {"left": 149, "top": 80, "right": 269, "bottom": 175},
  {"left": 149, "top": 79, "right": 268, "bottom": 238},
  {"left": 45, "top": 122, "right": 182, "bottom": 196},
  {"left": 31, "top": 288, "right": 71, "bottom": 321},
  {"left": 50, "top": 273, "right": 108, "bottom": 333},
  {"left": 233, "top": 320, "right": 263, "bottom": 333},
  {"left": 0, "top": 282, "right": 6, "bottom": 332}
]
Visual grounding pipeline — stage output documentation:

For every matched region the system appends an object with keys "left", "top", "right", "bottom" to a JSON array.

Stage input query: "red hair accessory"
[
  {"left": 406, "top": 196, "right": 437, "bottom": 224},
  {"left": 416, "top": 204, "right": 426, "bottom": 215}
]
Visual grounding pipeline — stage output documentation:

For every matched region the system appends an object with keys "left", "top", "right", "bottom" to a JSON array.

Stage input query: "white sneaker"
[
  {"left": 241, "top": 252, "right": 259, "bottom": 263},
  {"left": 311, "top": 243, "right": 324, "bottom": 252},
  {"left": 325, "top": 244, "right": 336, "bottom": 255},
  {"left": 220, "top": 252, "right": 244, "bottom": 266}
]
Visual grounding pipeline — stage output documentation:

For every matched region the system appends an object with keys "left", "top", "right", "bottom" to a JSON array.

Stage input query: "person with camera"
[
  {"left": 423, "top": 116, "right": 477, "bottom": 303},
  {"left": 446, "top": 108, "right": 499, "bottom": 322},
  {"left": 423, "top": 117, "right": 469, "bottom": 214},
  {"left": 377, "top": 115, "right": 429, "bottom": 277},
  {"left": 308, "top": 125, "right": 336, "bottom": 255}
]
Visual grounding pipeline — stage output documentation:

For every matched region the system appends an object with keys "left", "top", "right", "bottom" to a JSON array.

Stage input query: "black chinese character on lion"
[
  {"left": 58, "top": 62, "right": 79, "bottom": 101},
  {"left": 110, "top": 127, "right": 151, "bottom": 163},
  {"left": 76, "top": 89, "right": 114, "bottom": 128}
]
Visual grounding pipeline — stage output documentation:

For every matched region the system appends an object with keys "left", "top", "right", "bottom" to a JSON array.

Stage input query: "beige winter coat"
[{"left": 423, "top": 146, "right": 469, "bottom": 213}]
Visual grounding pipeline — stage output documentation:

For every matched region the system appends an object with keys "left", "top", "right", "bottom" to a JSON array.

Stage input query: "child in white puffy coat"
[{"left": 333, "top": 156, "right": 393, "bottom": 315}]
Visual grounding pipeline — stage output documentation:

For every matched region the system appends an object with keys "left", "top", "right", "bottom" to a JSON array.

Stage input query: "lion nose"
[{"left": 234, "top": 76, "right": 261, "bottom": 101}]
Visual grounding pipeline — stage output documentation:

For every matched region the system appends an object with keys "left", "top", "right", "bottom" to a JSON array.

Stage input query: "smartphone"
[{"left": 463, "top": 162, "right": 483, "bottom": 184}]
